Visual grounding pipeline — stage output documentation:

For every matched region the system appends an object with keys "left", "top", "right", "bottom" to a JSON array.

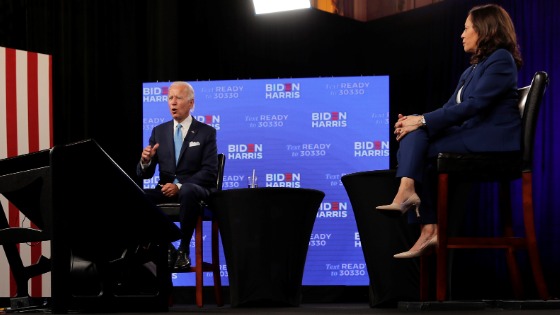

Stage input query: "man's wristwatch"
[{"left": 420, "top": 115, "right": 426, "bottom": 127}]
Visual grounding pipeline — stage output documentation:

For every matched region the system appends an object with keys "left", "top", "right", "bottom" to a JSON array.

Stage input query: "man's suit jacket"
[
  {"left": 137, "top": 117, "right": 218, "bottom": 190},
  {"left": 424, "top": 48, "right": 521, "bottom": 152}
]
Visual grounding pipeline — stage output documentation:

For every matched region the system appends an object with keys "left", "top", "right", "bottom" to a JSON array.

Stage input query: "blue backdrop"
[{"left": 143, "top": 76, "right": 390, "bottom": 286}]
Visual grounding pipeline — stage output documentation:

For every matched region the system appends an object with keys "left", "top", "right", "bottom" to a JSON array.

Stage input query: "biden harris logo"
[
  {"left": 265, "top": 172, "right": 301, "bottom": 188},
  {"left": 143, "top": 86, "right": 169, "bottom": 103},
  {"left": 194, "top": 115, "right": 221, "bottom": 131},
  {"left": 227, "top": 144, "right": 263, "bottom": 160},
  {"left": 311, "top": 112, "right": 347, "bottom": 128},
  {"left": 354, "top": 140, "right": 389, "bottom": 157},
  {"left": 265, "top": 82, "right": 301, "bottom": 99},
  {"left": 317, "top": 201, "right": 348, "bottom": 218}
]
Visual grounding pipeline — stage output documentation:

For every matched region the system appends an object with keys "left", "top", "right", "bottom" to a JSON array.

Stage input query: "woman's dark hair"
[{"left": 469, "top": 4, "right": 523, "bottom": 69}]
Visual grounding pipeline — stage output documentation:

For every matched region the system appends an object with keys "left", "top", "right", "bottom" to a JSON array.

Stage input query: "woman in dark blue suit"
[{"left": 376, "top": 4, "right": 523, "bottom": 258}]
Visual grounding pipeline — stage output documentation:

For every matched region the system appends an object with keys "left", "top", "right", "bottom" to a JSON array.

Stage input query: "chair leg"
[
  {"left": 195, "top": 215, "right": 204, "bottom": 308},
  {"left": 436, "top": 173, "right": 449, "bottom": 302},
  {"left": 499, "top": 181, "right": 524, "bottom": 299},
  {"left": 521, "top": 173, "right": 549, "bottom": 300},
  {"left": 211, "top": 220, "right": 224, "bottom": 306}
]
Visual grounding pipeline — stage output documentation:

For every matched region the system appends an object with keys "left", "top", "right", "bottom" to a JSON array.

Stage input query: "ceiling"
[{"left": 312, "top": 0, "right": 445, "bottom": 22}]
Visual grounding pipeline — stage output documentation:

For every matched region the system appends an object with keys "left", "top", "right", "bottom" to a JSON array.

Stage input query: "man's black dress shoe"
[
  {"left": 168, "top": 244, "right": 177, "bottom": 269},
  {"left": 174, "top": 250, "right": 191, "bottom": 271}
]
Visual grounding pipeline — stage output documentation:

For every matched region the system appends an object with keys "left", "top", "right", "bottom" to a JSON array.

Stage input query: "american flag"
[{"left": 0, "top": 46, "right": 53, "bottom": 298}]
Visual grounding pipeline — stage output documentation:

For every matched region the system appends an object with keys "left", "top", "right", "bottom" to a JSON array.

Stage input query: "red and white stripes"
[{"left": 0, "top": 46, "right": 53, "bottom": 298}]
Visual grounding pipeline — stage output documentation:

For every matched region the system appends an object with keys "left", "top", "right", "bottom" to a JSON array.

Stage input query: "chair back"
[
  {"left": 519, "top": 71, "right": 549, "bottom": 172},
  {"left": 199, "top": 153, "right": 225, "bottom": 218}
]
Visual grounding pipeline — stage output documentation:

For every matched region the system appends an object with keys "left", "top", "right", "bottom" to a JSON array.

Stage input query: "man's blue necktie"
[{"left": 174, "top": 124, "right": 183, "bottom": 165}]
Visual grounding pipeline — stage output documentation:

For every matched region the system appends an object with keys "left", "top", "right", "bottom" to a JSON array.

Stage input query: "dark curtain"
[
  {"left": 507, "top": 0, "right": 560, "bottom": 299},
  {"left": 1, "top": 0, "right": 559, "bottom": 300}
]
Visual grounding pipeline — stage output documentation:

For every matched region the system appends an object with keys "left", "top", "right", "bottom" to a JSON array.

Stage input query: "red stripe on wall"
[
  {"left": 5, "top": 49, "right": 18, "bottom": 157},
  {"left": 27, "top": 52, "right": 39, "bottom": 151}
]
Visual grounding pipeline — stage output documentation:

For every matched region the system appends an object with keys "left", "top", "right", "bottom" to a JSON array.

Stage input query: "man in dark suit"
[{"left": 137, "top": 81, "right": 218, "bottom": 270}]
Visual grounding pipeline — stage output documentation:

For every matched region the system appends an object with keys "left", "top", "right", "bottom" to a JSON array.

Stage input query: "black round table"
[
  {"left": 209, "top": 187, "right": 325, "bottom": 307},
  {"left": 341, "top": 170, "right": 419, "bottom": 307}
]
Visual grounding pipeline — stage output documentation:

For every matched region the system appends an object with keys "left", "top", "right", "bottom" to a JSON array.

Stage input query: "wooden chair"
[
  {"left": 157, "top": 153, "right": 225, "bottom": 307},
  {"left": 420, "top": 71, "right": 550, "bottom": 301}
]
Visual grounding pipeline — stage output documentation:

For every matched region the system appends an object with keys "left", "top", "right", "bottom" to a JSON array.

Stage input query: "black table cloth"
[{"left": 209, "top": 187, "right": 325, "bottom": 307}]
